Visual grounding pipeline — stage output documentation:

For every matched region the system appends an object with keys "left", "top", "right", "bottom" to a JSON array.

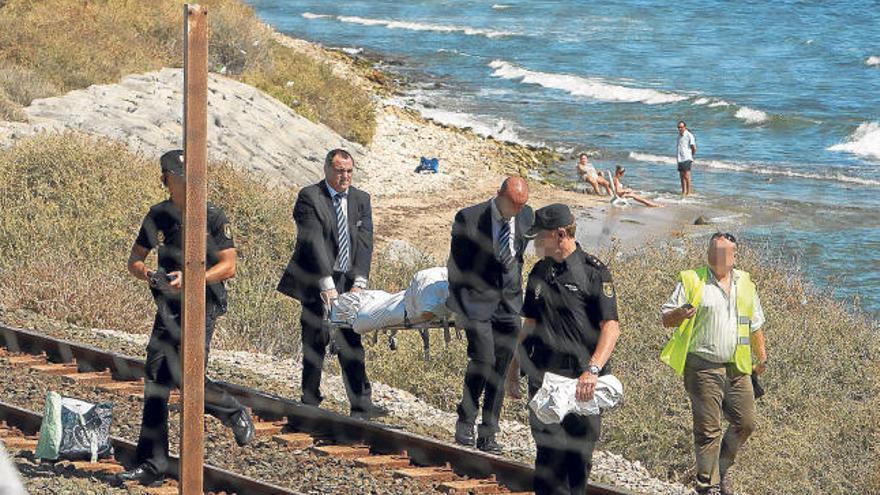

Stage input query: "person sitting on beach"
[
  {"left": 612, "top": 166, "right": 664, "bottom": 208},
  {"left": 576, "top": 153, "right": 611, "bottom": 196}
]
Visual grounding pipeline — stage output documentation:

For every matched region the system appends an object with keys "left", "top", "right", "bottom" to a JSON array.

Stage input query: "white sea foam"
[
  {"left": 488, "top": 60, "right": 687, "bottom": 105},
  {"left": 384, "top": 96, "right": 538, "bottom": 145},
  {"left": 492, "top": 4, "right": 511, "bottom": 9},
  {"left": 301, "top": 12, "right": 330, "bottom": 19},
  {"left": 341, "top": 47, "right": 363, "bottom": 55},
  {"left": 827, "top": 121, "right": 880, "bottom": 161},
  {"left": 628, "top": 152, "right": 880, "bottom": 186},
  {"left": 866, "top": 56, "right": 880, "bottom": 66},
  {"left": 692, "top": 97, "right": 731, "bottom": 108},
  {"left": 328, "top": 15, "right": 516, "bottom": 38},
  {"left": 734, "top": 106, "right": 770, "bottom": 124}
]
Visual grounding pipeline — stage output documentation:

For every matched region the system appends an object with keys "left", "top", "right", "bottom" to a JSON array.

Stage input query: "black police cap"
[
  {"left": 160, "top": 149, "right": 185, "bottom": 176},
  {"left": 525, "top": 203, "right": 575, "bottom": 238}
]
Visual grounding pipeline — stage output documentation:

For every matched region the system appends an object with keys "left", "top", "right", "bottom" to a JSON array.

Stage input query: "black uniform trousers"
[
  {"left": 456, "top": 306, "right": 520, "bottom": 438},
  {"left": 528, "top": 370, "right": 601, "bottom": 495},
  {"left": 300, "top": 271, "right": 372, "bottom": 413},
  {"left": 136, "top": 301, "right": 245, "bottom": 474}
]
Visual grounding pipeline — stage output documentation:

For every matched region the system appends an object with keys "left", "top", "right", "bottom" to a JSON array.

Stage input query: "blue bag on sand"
[{"left": 415, "top": 157, "right": 439, "bottom": 173}]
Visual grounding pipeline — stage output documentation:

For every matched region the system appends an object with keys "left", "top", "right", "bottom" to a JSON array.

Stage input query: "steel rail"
[
  {"left": 0, "top": 400, "right": 303, "bottom": 495},
  {"left": 0, "top": 322, "right": 642, "bottom": 495}
]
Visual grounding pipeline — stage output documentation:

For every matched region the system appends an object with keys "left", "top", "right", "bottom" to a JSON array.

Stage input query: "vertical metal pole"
[{"left": 182, "top": 4, "right": 208, "bottom": 495}]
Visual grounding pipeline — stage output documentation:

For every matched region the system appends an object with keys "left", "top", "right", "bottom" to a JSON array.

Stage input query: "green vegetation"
[
  {"left": 0, "top": 134, "right": 876, "bottom": 495},
  {"left": 0, "top": 0, "right": 375, "bottom": 143}
]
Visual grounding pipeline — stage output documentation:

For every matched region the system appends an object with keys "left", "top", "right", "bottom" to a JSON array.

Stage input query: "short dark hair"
[
  {"left": 615, "top": 165, "right": 625, "bottom": 175},
  {"left": 578, "top": 153, "right": 588, "bottom": 159},
  {"left": 324, "top": 148, "right": 354, "bottom": 169},
  {"left": 678, "top": 120, "right": 686, "bottom": 127},
  {"left": 709, "top": 232, "right": 737, "bottom": 245}
]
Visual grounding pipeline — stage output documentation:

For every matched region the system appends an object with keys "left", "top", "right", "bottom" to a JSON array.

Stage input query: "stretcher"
[
  {"left": 326, "top": 312, "right": 459, "bottom": 362},
  {"left": 323, "top": 267, "right": 460, "bottom": 361}
]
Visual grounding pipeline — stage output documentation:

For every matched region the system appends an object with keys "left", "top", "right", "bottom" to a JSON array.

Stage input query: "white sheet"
[{"left": 529, "top": 372, "right": 624, "bottom": 424}]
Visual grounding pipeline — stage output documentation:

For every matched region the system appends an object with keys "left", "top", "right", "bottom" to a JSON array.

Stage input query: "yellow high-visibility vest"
[{"left": 659, "top": 267, "right": 756, "bottom": 375}]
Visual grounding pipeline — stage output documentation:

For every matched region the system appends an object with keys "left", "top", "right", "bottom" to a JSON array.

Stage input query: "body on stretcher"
[{"left": 325, "top": 267, "right": 459, "bottom": 361}]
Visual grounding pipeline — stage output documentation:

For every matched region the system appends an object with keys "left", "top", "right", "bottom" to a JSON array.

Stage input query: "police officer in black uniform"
[
  {"left": 519, "top": 203, "right": 621, "bottom": 495},
  {"left": 117, "top": 150, "right": 255, "bottom": 487}
]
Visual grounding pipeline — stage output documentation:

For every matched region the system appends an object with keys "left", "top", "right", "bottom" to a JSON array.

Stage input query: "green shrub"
[
  {"left": 0, "top": 0, "right": 375, "bottom": 143},
  {"left": 243, "top": 44, "right": 376, "bottom": 144}
]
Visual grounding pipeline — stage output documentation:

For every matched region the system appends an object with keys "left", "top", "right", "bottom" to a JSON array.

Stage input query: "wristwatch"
[{"left": 588, "top": 365, "right": 601, "bottom": 375}]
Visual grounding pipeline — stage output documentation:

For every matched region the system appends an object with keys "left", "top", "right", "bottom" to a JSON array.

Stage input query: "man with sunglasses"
[
  {"left": 676, "top": 120, "right": 696, "bottom": 196},
  {"left": 660, "top": 232, "right": 767, "bottom": 495}
]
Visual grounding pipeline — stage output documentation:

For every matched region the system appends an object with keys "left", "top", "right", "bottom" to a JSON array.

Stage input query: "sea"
[{"left": 246, "top": 0, "right": 880, "bottom": 317}]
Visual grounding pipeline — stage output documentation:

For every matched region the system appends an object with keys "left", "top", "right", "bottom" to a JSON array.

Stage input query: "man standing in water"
[{"left": 676, "top": 120, "right": 697, "bottom": 196}]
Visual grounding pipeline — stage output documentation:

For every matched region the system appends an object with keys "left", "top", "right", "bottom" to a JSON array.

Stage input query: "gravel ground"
[{"left": 0, "top": 308, "right": 693, "bottom": 495}]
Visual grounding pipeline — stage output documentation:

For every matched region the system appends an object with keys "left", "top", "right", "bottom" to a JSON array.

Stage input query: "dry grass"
[
  {"left": 0, "top": 134, "right": 877, "bottom": 495},
  {"left": 0, "top": 0, "right": 375, "bottom": 143}
]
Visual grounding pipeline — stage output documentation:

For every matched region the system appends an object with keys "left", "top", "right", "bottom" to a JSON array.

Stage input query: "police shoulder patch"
[
  {"left": 157, "top": 230, "right": 165, "bottom": 245},
  {"left": 223, "top": 223, "right": 233, "bottom": 240},
  {"left": 602, "top": 282, "right": 615, "bottom": 298}
]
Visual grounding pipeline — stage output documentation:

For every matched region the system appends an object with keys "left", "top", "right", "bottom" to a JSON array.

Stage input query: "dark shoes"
[
  {"left": 231, "top": 408, "right": 256, "bottom": 447},
  {"left": 454, "top": 422, "right": 475, "bottom": 447},
  {"left": 476, "top": 435, "right": 502, "bottom": 454},
  {"left": 350, "top": 404, "right": 390, "bottom": 421},
  {"left": 116, "top": 463, "right": 163, "bottom": 487}
]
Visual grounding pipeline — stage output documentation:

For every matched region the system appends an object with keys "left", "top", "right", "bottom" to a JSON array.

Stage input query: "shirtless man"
[{"left": 576, "top": 153, "right": 611, "bottom": 196}]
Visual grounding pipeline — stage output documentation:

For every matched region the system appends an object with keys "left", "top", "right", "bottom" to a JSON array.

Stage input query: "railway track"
[{"left": 0, "top": 322, "right": 642, "bottom": 495}]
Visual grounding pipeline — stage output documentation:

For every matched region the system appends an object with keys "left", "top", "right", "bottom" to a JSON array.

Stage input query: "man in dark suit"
[
  {"left": 277, "top": 149, "right": 385, "bottom": 419},
  {"left": 448, "top": 176, "right": 533, "bottom": 453}
]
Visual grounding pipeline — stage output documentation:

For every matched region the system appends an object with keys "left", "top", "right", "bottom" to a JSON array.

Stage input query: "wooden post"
[{"left": 181, "top": 4, "right": 208, "bottom": 495}]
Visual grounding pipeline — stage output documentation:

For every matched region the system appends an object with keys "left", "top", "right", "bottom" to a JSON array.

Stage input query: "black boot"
[
  {"left": 116, "top": 463, "right": 163, "bottom": 487},
  {"left": 230, "top": 408, "right": 256, "bottom": 447},
  {"left": 454, "top": 421, "right": 475, "bottom": 447},
  {"left": 476, "top": 435, "right": 502, "bottom": 454}
]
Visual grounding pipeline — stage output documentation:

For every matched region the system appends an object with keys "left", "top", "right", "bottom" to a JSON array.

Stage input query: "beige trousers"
[{"left": 683, "top": 354, "right": 756, "bottom": 491}]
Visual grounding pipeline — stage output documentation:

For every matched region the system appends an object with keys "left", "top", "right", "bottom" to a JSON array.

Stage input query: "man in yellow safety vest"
[{"left": 660, "top": 232, "right": 767, "bottom": 495}]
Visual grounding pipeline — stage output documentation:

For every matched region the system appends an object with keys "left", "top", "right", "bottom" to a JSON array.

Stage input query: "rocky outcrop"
[{"left": 0, "top": 68, "right": 364, "bottom": 188}]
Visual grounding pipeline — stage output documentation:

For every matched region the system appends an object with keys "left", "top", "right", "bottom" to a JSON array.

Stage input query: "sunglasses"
[{"left": 711, "top": 232, "right": 737, "bottom": 244}]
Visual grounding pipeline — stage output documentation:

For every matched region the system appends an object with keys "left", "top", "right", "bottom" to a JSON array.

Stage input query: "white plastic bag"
[
  {"left": 529, "top": 372, "right": 624, "bottom": 424},
  {"left": 330, "top": 290, "right": 406, "bottom": 334},
  {"left": 404, "top": 267, "right": 449, "bottom": 323}
]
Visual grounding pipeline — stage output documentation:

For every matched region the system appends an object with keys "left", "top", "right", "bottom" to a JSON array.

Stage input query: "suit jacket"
[
  {"left": 277, "top": 180, "right": 373, "bottom": 302},
  {"left": 447, "top": 200, "right": 534, "bottom": 321}
]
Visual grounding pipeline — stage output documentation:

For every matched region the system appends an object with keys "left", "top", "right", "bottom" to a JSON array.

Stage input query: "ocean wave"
[
  {"left": 301, "top": 12, "right": 331, "bottom": 19},
  {"left": 866, "top": 56, "right": 880, "bottom": 67},
  {"left": 384, "top": 96, "right": 538, "bottom": 146},
  {"left": 692, "top": 97, "right": 731, "bottom": 108},
  {"left": 628, "top": 152, "right": 880, "bottom": 186},
  {"left": 492, "top": 4, "right": 512, "bottom": 9},
  {"left": 302, "top": 13, "right": 517, "bottom": 38},
  {"left": 827, "top": 121, "right": 880, "bottom": 161},
  {"left": 488, "top": 60, "right": 687, "bottom": 105},
  {"left": 734, "top": 106, "right": 770, "bottom": 124}
]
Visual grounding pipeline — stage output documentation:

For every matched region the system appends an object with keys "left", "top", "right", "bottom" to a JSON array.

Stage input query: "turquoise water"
[{"left": 247, "top": 1, "right": 880, "bottom": 316}]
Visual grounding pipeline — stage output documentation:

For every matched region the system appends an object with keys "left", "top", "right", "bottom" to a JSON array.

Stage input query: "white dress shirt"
[
  {"left": 319, "top": 183, "right": 367, "bottom": 292},
  {"left": 661, "top": 269, "right": 764, "bottom": 364},
  {"left": 490, "top": 198, "right": 516, "bottom": 260}
]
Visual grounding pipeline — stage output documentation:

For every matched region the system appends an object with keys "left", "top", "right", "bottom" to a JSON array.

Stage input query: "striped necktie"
[
  {"left": 334, "top": 192, "right": 350, "bottom": 272},
  {"left": 498, "top": 219, "right": 513, "bottom": 268}
]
